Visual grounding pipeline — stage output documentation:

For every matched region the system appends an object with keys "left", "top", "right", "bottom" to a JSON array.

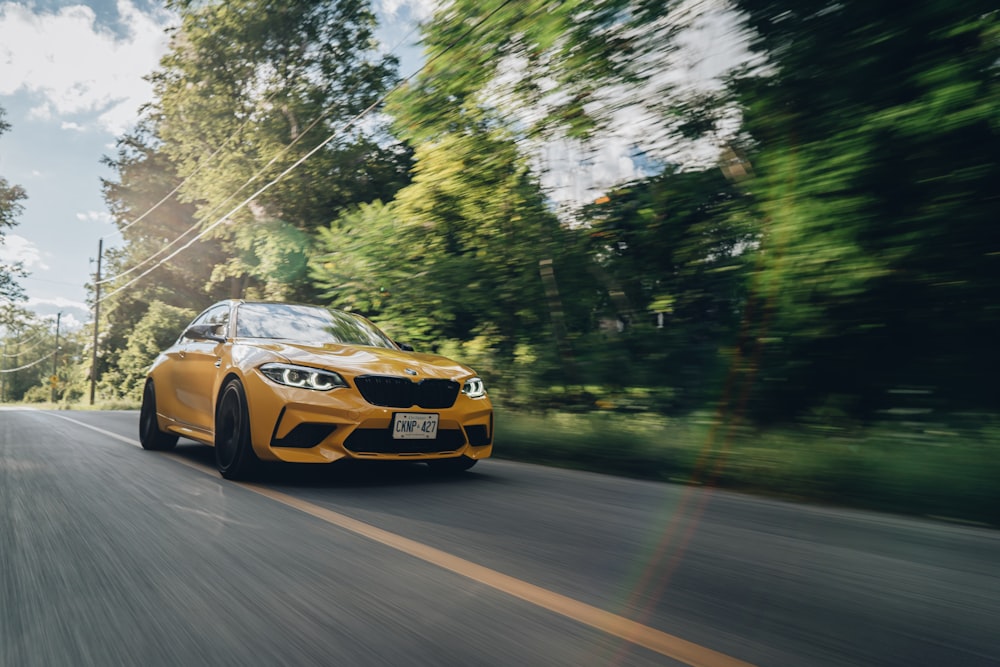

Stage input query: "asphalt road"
[{"left": 1, "top": 408, "right": 998, "bottom": 667}]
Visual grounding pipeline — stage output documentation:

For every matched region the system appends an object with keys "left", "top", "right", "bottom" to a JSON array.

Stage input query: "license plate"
[{"left": 391, "top": 413, "right": 439, "bottom": 440}]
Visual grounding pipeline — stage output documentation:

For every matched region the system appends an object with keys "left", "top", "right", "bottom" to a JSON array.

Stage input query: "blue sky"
[{"left": 0, "top": 0, "right": 431, "bottom": 330}]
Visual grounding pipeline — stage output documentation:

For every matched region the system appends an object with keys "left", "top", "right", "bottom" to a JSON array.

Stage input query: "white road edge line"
[{"left": 42, "top": 410, "right": 143, "bottom": 448}]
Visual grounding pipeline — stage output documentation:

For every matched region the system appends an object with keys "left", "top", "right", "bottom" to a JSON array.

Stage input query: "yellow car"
[{"left": 139, "top": 300, "right": 493, "bottom": 479}]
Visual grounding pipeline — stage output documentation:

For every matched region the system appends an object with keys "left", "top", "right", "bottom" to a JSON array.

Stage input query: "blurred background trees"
[
  {"left": 51, "top": 0, "right": 997, "bottom": 422},
  {"left": 722, "top": 0, "right": 1000, "bottom": 420},
  {"left": 0, "top": 106, "right": 27, "bottom": 306},
  {"left": 0, "top": 105, "right": 36, "bottom": 403},
  {"left": 0, "top": 300, "right": 87, "bottom": 405}
]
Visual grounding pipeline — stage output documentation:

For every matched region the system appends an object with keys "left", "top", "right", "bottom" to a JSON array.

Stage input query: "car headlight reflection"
[
  {"left": 462, "top": 376, "right": 487, "bottom": 399},
  {"left": 260, "top": 363, "right": 347, "bottom": 391}
]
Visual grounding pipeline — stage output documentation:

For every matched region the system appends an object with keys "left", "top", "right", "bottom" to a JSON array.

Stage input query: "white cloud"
[
  {"left": 377, "top": 0, "right": 441, "bottom": 22},
  {"left": 0, "top": 234, "right": 49, "bottom": 270},
  {"left": 60, "top": 121, "right": 85, "bottom": 132},
  {"left": 0, "top": 1, "right": 175, "bottom": 134},
  {"left": 26, "top": 299, "right": 88, "bottom": 330},
  {"left": 28, "top": 295, "right": 88, "bottom": 313},
  {"left": 27, "top": 102, "right": 53, "bottom": 121},
  {"left": 56, "top": 312, "right": 84, "bottom": 330},
  {"left": 75, "top": 210, "right": 113, "bottom": 224}
]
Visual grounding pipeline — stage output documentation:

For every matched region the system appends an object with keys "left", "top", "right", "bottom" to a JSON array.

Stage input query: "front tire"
[
  {"left": 215, "top": 378, "right": 258, "bottom": 480},
  {"left": 139, "top": 381, "right": 178, "bottom": 451}
]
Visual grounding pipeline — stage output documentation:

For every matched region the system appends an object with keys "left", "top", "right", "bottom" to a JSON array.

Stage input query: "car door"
[{"left": 170, "top": 304, "right": 230, "bottom": 433}]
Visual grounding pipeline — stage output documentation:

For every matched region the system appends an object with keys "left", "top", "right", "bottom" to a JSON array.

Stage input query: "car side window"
[
  {"left": 204, "top": 306, "right": 230, "bottom": 338},
  {"left": 179, "top": 304, "right": 230, "bottom": 343}
]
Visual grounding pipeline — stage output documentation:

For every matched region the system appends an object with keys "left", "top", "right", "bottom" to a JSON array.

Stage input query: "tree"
[
  {"left": 99, "top": 302, "right": 196, "bottom": 401},
  {"left": 0, "top": 309, "right": 52, "bottom": 403},
  {"left": 312, "top": 126, "right": 588, "bottom": 360},
  {"left": 310, "top": 199, "right": 412, "bottom": 318},
  {"left": 102, "top": 124, "right": 228, "bottom": 306},
  {"left": 377, "top": 1, "right": 732, "bottom": 407},
  {"left": 148, "top": 0, "right": 410, "bottom": 299},
  {"left": 95, "top": 0, "right": 415, "bottom": 397},
  {"left": 99, "top": 124, "right": 231, "bottom": 389},
  {"left": 0, "top": 106, "right": 27, "bottom": 305},
  {"left": 721, "top": 0, "right": 1000, "bottom": 419},
  {"left": 579, "top": 166, "right": 754, "bottom": 405},
  {"left": 390, "top": 0, "right": 683, "bottom": 144}
]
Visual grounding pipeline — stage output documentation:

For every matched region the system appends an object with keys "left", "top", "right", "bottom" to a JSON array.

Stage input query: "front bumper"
[{"left": 241, "top": 369, "right": 494, "bottom": 464}]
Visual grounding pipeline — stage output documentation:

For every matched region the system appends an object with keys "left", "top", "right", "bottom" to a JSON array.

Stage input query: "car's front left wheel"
[
  {"left": 215, "top": 378, "right": 259, "bottom": 480},
  {"left": 139, "top": 380, "right": 179, "bottom": 451}
]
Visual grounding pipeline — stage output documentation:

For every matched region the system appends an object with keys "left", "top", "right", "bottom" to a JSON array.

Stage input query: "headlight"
[
  {"left": 259, "top": 363, "right": 347, "bottom": 391},
  {"left": 462, "top": 376, "right": 487, "bottom": 399}
]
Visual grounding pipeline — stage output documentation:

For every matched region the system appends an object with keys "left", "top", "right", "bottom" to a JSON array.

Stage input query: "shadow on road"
[{"left": 168, "top": 441, "right": 502, "bottom": 489}]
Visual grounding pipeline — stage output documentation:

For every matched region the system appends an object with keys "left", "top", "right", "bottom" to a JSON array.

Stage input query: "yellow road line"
[{"left": 44, "top": 411, "right": 758, "bottom": 667}]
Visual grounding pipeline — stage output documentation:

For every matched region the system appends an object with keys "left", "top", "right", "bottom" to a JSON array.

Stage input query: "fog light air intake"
[{"left": 272, "top": 423, "right": 337, "bottom": 448}]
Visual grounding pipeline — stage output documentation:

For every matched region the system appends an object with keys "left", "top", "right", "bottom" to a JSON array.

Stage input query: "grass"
[{"left": 494, "top": 409, "right": 1000, "bottom": 527}]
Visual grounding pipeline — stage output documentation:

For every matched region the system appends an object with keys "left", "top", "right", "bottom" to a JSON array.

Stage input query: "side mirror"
[
  {"left": 397, "top": 342, "right": 415, "bottom": 352},
  {"left": 184, "top": 324, "right": 226, "bottom": 343}
]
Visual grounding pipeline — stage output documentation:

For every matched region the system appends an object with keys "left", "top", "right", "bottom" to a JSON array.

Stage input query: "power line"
[
  {"left": 0, "top": 330, "right": 46, "bottom": 356},
  {"left": 98, "top": 21, "right": 425, "bottom": 286},
  {"left": 97, "top": 0, "right": 518, "bottom": 304},
  {"left": 97, "top": 101, "right": 335, "bottom": 286},
  {"left": 99, "top": 99, "right": 377, "bottom": 301},
  {"left": 0, "top": 351, "right": 55, "bottom": 374},
  {"left": 100, "top": 89, "right": 284, "bottom": 243},
  {"left": 2, "top": 339, "right": 45, "bottom": 358}
]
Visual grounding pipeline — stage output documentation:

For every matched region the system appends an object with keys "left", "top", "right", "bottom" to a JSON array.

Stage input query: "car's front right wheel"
[{"left": 215, "top": 378, "right": 259, "bottom": 480}]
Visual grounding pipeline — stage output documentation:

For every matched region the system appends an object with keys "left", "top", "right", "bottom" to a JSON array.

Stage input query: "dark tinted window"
[{"left": 235, "top": 303, "right": 395, "bottom": 348}]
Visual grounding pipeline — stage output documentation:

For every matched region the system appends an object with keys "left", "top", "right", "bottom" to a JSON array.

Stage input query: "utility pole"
[
  {"left": 10, "top": 327, "right": 18, "bottom": 401},
  {"left": 51, "top": 312, "right": 61, "bottom": 403},
  {"left": 90, "top": 239, "right": 102, "bottom": 405}
]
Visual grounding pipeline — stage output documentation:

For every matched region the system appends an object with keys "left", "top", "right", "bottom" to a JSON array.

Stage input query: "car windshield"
[{"left": 235, "top": 303, "right": 396, "bottom": 348}]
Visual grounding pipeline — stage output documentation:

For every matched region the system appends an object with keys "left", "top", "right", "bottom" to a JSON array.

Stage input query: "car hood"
[{"left": 240, "top": 340, "right": 476, "bottom": 380}]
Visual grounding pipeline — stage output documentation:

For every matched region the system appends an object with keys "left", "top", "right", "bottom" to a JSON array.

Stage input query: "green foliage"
[
  {"left": 211, "top": 217, "right": 313, "bottom": 301},
  {"left": 0, "top": 308, "right": 85, "bottom": 404},
  {"left": 101, "top": 126, "right": 227, "bottom": 302},
  {"left": 21, "top": 384, "right": 50, "bottom": 404},
  {"left": 0, "top": 106, "right": 27, "bottom": 305},
  {"left": 496, "top": 409, "right": 1000, "bottom": 525},
  {"left": 578, "top": 168, "right": 754, "bottom": 401},
  {"left": 0, "top": 320, "right": 50, "bottom": 402},
  {"left": 721, "top": 0, "right": 1000, "bottom": 419},
  {"left": 99, "top": 302, "right": 196, "bottom": 402},
  {"left": 99, "top": 126, "right": 231, "bottom": 387},
  {"left": 311, "top": 200, "right": 408, "bottom": 314},
  {"left": 389, "top": 0, "right": 674, "bottom": 143},
  {"left": 148, "top": 0, "right": 408, "bottom": 298},
  {"left": 312, "top": 128, "right": 589, "bottom": 361}
]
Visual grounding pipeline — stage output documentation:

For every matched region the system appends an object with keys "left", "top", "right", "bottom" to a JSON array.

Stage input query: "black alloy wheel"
[
  {"left": 215, "top": 378, "right": 259, "bottom": 480},
  {"left": 139, "top": 381, "right": 179, "bottom": 451}
]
